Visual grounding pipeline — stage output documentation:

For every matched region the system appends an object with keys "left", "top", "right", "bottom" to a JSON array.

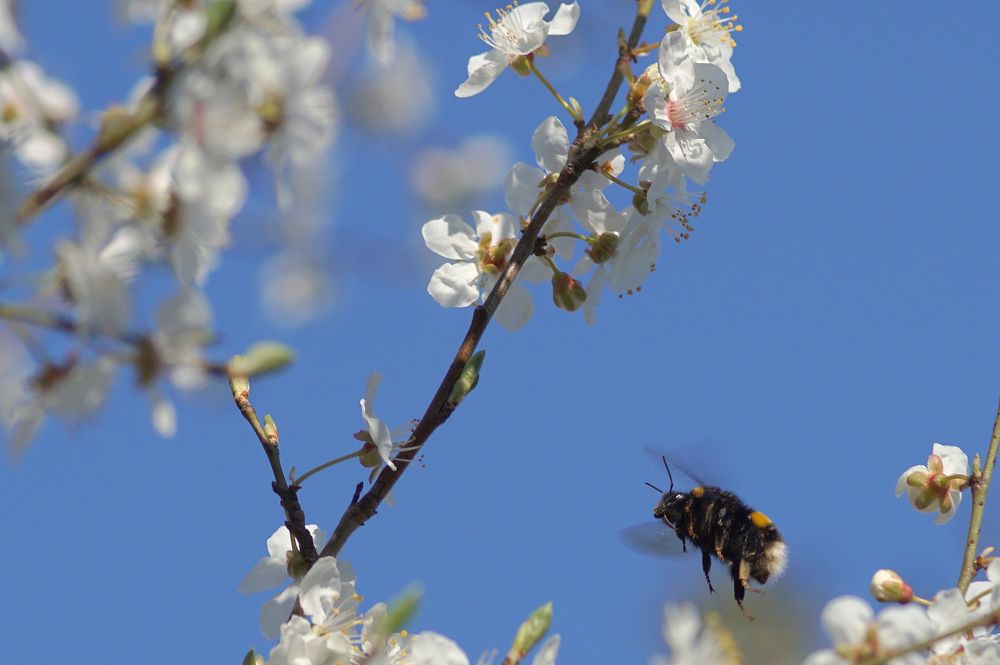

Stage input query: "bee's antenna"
[
  {"left": 661, "top": 456, "right": 675, "bottom": 492},
  {"left": 643, "top": 481, "right": 664, "bottom": 494}
]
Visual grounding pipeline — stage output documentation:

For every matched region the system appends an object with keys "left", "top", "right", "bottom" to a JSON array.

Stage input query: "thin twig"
[
  {"left": 232, "top": 387, "right": 318, "bottom": 566},
  {"left": 318, "top": 2, "right": 653, "bottom": 562},
  {"left": 957, "top": 398, "right": 1000, "bottom": 593}
]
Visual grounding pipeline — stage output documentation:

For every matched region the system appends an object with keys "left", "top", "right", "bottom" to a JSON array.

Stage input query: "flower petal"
[
  {"left": 428, "top": 262, "right": 480, "bottom": 308},
  {"left": 422, "top": 214, "right": 478, "bottom": 260},
  {"left": 547, "top": 2, "right": 580, "bottom": 36},
  {"left": 532, "top": 116, "right": 569, "bottom": 173},
  {"left": 455, "top": 49, "right": 508, "bottom": 98}
]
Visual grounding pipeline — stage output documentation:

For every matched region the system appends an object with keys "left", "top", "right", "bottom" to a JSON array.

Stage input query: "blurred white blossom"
[
  {"left": 803, "top": 596, "right": 933, "bottom": 665},
  {"left": 410, "top": 135, "right": 511, "bottom": 207},
  {"left": 0, "top": 0, "right": 23, "bottom": 53},
  {"left": 653, "top": 603, "right": 738, "bottom": 665},
  {"left": 0, "top": 60, "right": 78, "bottom": 171},
  {"left": 362, "top": 0, "right": 427, "bottom": 64}
]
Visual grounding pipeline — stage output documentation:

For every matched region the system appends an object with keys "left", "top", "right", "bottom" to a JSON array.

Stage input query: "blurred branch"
[
  {"left": 957, "top": 398, "right": 1000, "bottom": 593},
  {"left": 318, "top": 2, "right": 653, "bottom": 562}
]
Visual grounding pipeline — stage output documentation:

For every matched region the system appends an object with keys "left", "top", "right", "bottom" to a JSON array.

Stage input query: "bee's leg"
[
  {"left": 731, "top": 561, "right": 756, "bottom": 621},
  {"left": 700, "top": 548, "right": 715, "bottom": 593},
  {"left": 675, "top": 532, "right": 687, "bottom": 554}
]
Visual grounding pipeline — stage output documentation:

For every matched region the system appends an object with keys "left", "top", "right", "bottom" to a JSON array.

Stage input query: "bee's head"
[
  {"left": 652, "top": 490, "right": 688, "bottom": 526},
  {"left": 646, "top": 457, "right": 686, "bottom": 526}
]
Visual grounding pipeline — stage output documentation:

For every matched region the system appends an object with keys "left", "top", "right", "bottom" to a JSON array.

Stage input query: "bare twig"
[
  {"left": 232, "top": 387, "right": 317, "bottom": 566},
  {"left": 957, "top": 398, "right": 1000, "bottom": 593},
  {"left": 318, "top": 1, "right": 653, "bottom": 562}
]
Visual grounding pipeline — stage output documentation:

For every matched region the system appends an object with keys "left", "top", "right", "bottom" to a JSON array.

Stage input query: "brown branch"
[
  {"left": 957, "top": 398, "right": 1000, "bottom": 592},
  {"left": 233, "top": 387, "right": 318, "bottom": 566},
  {"left": 317, "top": 2, "right": 653, "bottom": 562}
]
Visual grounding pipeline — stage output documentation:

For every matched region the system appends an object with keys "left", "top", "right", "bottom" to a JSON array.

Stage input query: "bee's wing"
[
  {"left": 620, "top": 522, "right": 686, "bottom": 558},
  {"left": 643, "top": 446, "right": 710, "bottom": 487}
]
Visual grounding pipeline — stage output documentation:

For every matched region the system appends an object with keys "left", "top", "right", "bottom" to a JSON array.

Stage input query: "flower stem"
[
  {"left": 957, "top": 398, "right": 1000, "bottom": 592},
  {"left": 545, "top": 231, "right": 591, "bottom": 243},
  {"left": 600, "top": 119, "right": 651, "bottom": 145},
  {"left": 291, "top": 450, "right": 364, "bottom": 485},
  {"left": 599, "top": 169, "right": 645, "bottom": 196},
  {"left": 528, "top": 59, "right": 582, "bottom": 123}
]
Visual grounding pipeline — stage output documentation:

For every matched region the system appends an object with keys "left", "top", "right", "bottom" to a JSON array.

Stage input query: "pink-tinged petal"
[
  {"left": 820, "top": 596, "right": 872, "bottom": 646},
  {"left": 239, "top": 556, "right": 290, "bottom": 594},
  {"left": 495, "top": 281, "right": 534, "bottom": 331},
  {"left": 428, "top": 262, "right": 480, "bottom": 307},
  {"left": 699, "top": 122, "right": 735, "bottom": 162},
  {"left": 455, "top": 49, "right": 508, "bottom": 98},
  {"left": 547, "top": 2, "right": 580, "bottom": 36},
  {"left": 298, "top": 557, "right": 342, "bottom": 619},
  {"left": 472, "top": 210, "right": 519, "bottom": 242},
  {"left": 532, "top": 116, "right": 569, "bottom": 173},
  {"left": 422, "top": 214, "right": 478, "bottom": 260},
  {"left": 504, "top": 162, "right": 546, "bottom": 216}
]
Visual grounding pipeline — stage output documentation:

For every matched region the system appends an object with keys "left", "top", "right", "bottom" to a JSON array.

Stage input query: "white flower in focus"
[
  {"left": 661, "top": 0, "right": 742, "bottom": 92},
  {"left": 802, "top": 596, "right": 933, "bottom": 665},
  {"left": 653, "top": 603, "right": 737, "bottom": 665},
  {"left": 644, "top": 46, "right": 733, "bottom": 185},
  {"left": 361, "top": 372, "right": 396, "bottom": 471},
  {"left": 0, "top": 61, "right": 78, "bottom": 170},
  {"left": 0, "top": 0, "right": 24, "bottom": 53},
  {"left": 363, "top": 0, "right": 427, "bottom": 64},
  {"left": 239, "top": 524, "right": 331, "bottom": 640},
  {"left": 455, "top": 2, "right": 580, "bottom": 98},
  {"left": 422, "top": 211, "right": 535, "bottom": 331},
  {"left": 895, "top": 443, "right": 969, "bottom": 524},
  {"left": 504, "top": 116, "right": 625, "bottom": 259}
]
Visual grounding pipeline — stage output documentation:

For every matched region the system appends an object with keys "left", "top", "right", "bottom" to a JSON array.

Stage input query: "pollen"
[
  {"left": 692, "top": 486, "right": 705, "bottom": 498},
  {"left": 687, "top": 0, "right": 742, "bottom": 48},
  {"left": 749, "top": 511, "right": 773, "bottom": 528},
  {"left": 478, "top": 3, "right": 528, "bottom": 53}
]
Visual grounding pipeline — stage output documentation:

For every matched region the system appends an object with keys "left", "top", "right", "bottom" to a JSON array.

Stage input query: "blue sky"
[{"left": 3, "top": 1, "right": 1000, "bottom": 664}]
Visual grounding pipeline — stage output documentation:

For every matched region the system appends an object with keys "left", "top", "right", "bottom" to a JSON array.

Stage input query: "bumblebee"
[{"left": 623, "top": 457, "right": 788, "bottom": 615}]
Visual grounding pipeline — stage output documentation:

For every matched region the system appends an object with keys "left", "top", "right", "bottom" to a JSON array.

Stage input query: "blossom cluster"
[
  {"left": 242, "top": 526, "right": 561, "bottom": 665},
  {"left": 0, "top": 0, "right": 336, "bottom": 451},
  {"left": 422, "top": 0, "right": 742, "bottom": 328},
  {"left": 801, "top": 442, "right": 999, "bottom": 664}
]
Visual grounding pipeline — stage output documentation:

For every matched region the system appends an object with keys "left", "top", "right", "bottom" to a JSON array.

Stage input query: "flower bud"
[
  {"left": 228, "top": 342, "right": 295, "bottom": 378},
  {"left": 448, "top": 350, "right": 486, "bottom": 408},
  {"left": 510, "top": 54, "right": 532, "bottom": 77},
  {"left": 505, "top": 602, "right": 553, "bottom": 665},
  {"left": 870, "top": 569, "right": 913, "bottom": 604},
  {"left": 586, "top": 232, "right": 619, "bottom": 264},
  {"left": 632, "top": 190, "right": 650, "bottom": 216},
  {"left": 286, "top": 548, "right": 308, "bottom": 581},
  {"left": 229, "top": 373, "right": 250, "bottom": 400},
  {"left": 551, "top": 272, "right": 587, "bottom": 312},
  {"left": 98, "top": 105, "right": 134, "bottom": 146},
  {"left": 263, "top": 414, "right": 279, "bottom": 445}
]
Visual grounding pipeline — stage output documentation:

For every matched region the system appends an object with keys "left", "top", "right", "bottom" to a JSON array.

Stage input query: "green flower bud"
[
  {"left": 448, "top": 350, "right": 486, "bottom": 408},
  {"left": 632, "top": 191, "right": 650, "bottom": 216},
  {"left": 229, "top": 373, "right": 250, "bottom": 400},
  {"left": 505, "top": 602, "right": 553, "bottom": 665},
  {"left": 551, "top": 272, "right": 587, "bottom": 312},
  {"left": 228, "top": 342, "right": 295, "bottom": 378},
  {"left": 263, "top": 414, "right": 279, "bottom": 445},
  {"left": 586, "top": 232, "right": 620, "bottom": 264},
  {"left": 203, "top": 0, "right": 237, "bottom": 43}
]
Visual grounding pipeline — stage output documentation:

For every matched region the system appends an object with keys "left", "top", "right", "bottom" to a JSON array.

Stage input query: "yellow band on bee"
[
  {"left": 750, "top": 511, "right": 773, "bottom": 528},
  {"left": 691, "top": 487, "right": 705, "bottom": 497}
]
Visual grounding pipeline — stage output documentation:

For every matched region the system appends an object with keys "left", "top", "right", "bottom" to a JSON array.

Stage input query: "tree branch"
[
  {"left": 957, "top": 398, "right": 1000, "bottom": 593},
  {"left": 318, "top": 2, "right": 653, "bottom": 562}
]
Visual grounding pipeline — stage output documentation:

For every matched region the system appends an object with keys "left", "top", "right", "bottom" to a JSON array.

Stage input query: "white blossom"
[
  {"left": 653, "top": 603, "right": 736, "bottom": 665},
  {"left": 0, "top": 60, "right": 78, "bottom": 171},
  {"left": 895, "top": 443, "right": 969, "bottom": 524},
  {"left": 0, "top": 0, "right": 23, "bottom": 53},
  {"left": 661, "top": 0, "right": 742, "bottom": 92},
  {"left": 362, "top": 0, "right": 427, "bottom": 64},
  {"left": 56, "top": 241, "right": 131, "bottom": 339},
  {"left": 421, "top": 211, "right": 536, "bottom": 331},
  {"left": 360, "top": 372, "right": 396, "bottom": 471},
  {"left": 803, "top": 596, "right": 934, "bottom": 665},
  {"left": 455, "top": 2, "right": 580, "bottom": 98}
]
